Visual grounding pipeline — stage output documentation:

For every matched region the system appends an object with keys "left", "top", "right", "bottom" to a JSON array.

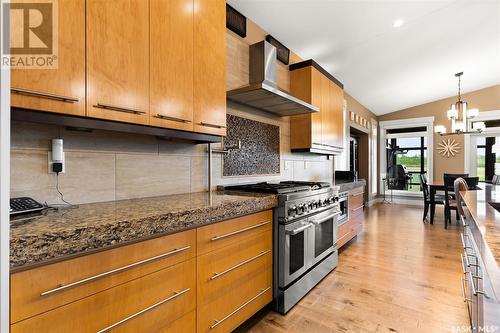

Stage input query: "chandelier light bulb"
[
  {"left": 434, "top": 125, "right": 446, "bottom": 134},
  {"left": 447, "top": 109, "right": 457, "bottom": 119},
  {"left": 473, "top": 121, "right": 485, "bottom": 132},
  {"left": 468, "top": 108, "right": 479, "bottom": 118}
]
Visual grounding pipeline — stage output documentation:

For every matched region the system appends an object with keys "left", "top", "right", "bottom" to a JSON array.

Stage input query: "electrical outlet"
[
  {"left": 304, "top": 161, "right": 309, "bottom": 169},
  {"left": 48, "top": 152, "right": 65, "bottom": 174},
  {"left": 284, "top": 161, "right": 291, "bottom": 170}
]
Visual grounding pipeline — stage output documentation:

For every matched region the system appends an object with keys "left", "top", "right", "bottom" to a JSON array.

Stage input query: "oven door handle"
[
  {"left": 286, "top": 223, "right": 312, "bottom": 235},
  {"left": 310, "top": 211, "right": 341, "bottom": 225}
]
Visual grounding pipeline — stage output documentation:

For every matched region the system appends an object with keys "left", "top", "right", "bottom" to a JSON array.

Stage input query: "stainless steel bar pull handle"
[
  {"left": 210, "top": 287, "right": 270, "bottom": 329},
  {"left": 351, "top": 206, "right": 364, "bottom": 212},
  {"left": 199, "top": 122, "right": 226, "bottom": 129},
  {"left": 210, "top": 221, "right": 270, "bottom": 241},
  {"left": 460, "top": 215, "right": 468, "bottom": 227},
  {"left": 211, "top": 250, "right": 271, "bottom": 280},
  {"left": 311, "top": 211, "right": 341, "bottom": 225},
  {"left": 11, "top": 88, "right": 79, "bottom": 103},
  {"left": 461, "top": 276, "right": 471, "bottom": 302},
  {"left": 154, "top": 114, "right": 191, "bottom": 123},
  {"left": 95, "top": 103, "right": 147, "bottom": 115},
  {"left": 467, "top": 271, "right": 488, "bottom": 297},
  {"left": 96, "top": 288, "right": 191, "bottom": 333},
  {"left": 286, "top": 223, "right": 312, "bottom": 235},
  {"left": 40, "top": 246, "right": 191, "bottom": 296},
  {"left": 460, "top": 233, "right": 473, "bottom": 250}
]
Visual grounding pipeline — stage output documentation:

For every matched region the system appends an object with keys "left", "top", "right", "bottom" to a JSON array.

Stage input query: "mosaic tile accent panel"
[{"left": 223, "top": 115, "right": 280, "bottom": 176}]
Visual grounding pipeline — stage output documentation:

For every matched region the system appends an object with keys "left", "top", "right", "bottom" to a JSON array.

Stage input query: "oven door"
[
  {"left": 309, "top": 208, "right": 340, "bottom": 266},
  {"left": 279, "top": 219, "right": 312, "bottom": 288}
]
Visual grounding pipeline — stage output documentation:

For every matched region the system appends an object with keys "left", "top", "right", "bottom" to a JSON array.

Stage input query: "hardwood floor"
[{"left": 236, "top": 204, "right": 469, "bottom": 333}]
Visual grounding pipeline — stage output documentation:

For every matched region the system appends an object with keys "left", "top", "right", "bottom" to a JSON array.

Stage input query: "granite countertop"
[
  {"left": 335, "top": 179, "right": 366, "bottom": 192},
  {"left": 10, "top": 191, "right": 277, "bottom": 271},
  {"left": 461, "top": 184, "right": 500, "bottom": 266}
]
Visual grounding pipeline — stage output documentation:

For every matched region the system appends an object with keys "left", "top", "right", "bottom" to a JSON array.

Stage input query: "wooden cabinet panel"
[
  {"left": 349, "top": 189, "right": 364, "bottom": 211},
  {"left": 310, "top": 68, "right": 324, "bottom": 147},
  {"left": 86, "top": 0, "right": 149, "bottom": 124},
  {"left": 197, "top": 260, "right": 272, "bottom": 333},
  {"left": 197, "top": 210, "right": 273, "bottom": 256},
  {"left": 327, "top": 81, "right": 344, "bottom": 149},
  {"left": 156, "top": 310, "right": 196, "bottom": 333},
  {"left": 193, "top": 0, "right": 226, "bottom": 136},
  {"left": 150, "top": 0, "right": 194, "bottom": 131},
  {"left": 197, "top": 230, "right": 272, "bottom": 303},
  {"left": 10, "top": 0, "right": 85, "bottom": 116},
  {"left": 11, "top": 230, "right": 195, "bottom": 323},
  {"left": 11, "top": 259, "right": 196, "bottom": 333},
  {"left": 289, "top": 67, "right": 313, "bottom": 149}
]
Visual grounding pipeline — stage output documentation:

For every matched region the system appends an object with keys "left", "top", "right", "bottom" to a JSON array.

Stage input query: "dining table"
[{"left": 428, "top": 181, "right": 481, "bottom": 224}]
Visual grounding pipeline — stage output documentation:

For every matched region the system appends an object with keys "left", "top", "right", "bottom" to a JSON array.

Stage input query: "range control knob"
[
  {"left": 288, "top": 205, "right": 297, "bottom": 217},
  {"left": 311, "top": 200, "right": 317, "bottom": 209},
  {"left": 297, "top": 204, "right": 305, "bottom": 214}
]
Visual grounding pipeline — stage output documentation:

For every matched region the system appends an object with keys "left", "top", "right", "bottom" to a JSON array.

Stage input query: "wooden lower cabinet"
[
  {"left": 11, "top": 210, "right": 273, "bottom": 332},
  {"left": 197, "top": 230, "right": 273, "bottom": 332},
  {"left": 11, "top": 259, "right": 196, "bottom": 332},
  {"left": 338, "top": 187, "right": 365, "bottom": 249}
]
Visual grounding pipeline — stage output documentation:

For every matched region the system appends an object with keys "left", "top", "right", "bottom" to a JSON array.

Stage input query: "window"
[
  {"left": 477, "top": 137, "right": 499, "bottom": 181},
  {"left": 386, "top": 134, "right": 427, "bottom": 192}
]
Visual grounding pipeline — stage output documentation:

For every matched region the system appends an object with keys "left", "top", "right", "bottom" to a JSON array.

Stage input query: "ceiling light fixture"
[
  {"left": 434, "top": 72, "right": 484, "bottom": 136},
  {"left": 393, "top": 19, "right": 404, "bottom": 28}
]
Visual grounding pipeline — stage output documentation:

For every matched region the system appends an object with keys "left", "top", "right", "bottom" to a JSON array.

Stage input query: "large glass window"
[
  {"left": 477, "top": 137, "right": 499, "bottom": 181},
  {"left": 386, "top": 135, "right": 427, "bottom": 192}
]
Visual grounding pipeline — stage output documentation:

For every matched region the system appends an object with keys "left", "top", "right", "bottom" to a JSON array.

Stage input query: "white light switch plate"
[
  {"left": 48, "top": 152, "right": 65, "bottom": 174},
  {"left": 284, "top": 161, "right": 291, "bottom": 170},
  {"left": 304, "top": 161, "right": 309, "bottom": 169}
]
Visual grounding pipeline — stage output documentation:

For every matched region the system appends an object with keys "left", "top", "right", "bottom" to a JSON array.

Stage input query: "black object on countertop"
[
  {"left": 335, "top": 171, "right": 355, "bottom": 181},
  {"left": 489, "top": 202, "right": 500, "bottom": 213}
]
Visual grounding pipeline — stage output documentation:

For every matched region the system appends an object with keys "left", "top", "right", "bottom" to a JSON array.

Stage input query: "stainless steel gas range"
[{"left": 222, "top": 181, "right": 340, "bottom": 314}]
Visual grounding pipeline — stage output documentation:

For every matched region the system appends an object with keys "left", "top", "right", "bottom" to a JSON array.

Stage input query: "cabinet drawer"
[
  {"left": 197, "top": 262, "right": 272, "bottom": 333},
  {"left": 349, "top": 205, "right": 364, "bottom": 219},
  {"left": 11, "top": 259, "right": 196, "bottom": 333},
  {"left": 348, "top": 189, "right": 364, "bottom": 210},
  {"left": 197, "top": 210, "right": 272, "bottom": 255},
  {"left": 11, "top": 230, "right": 195, "bottom": 323},
  {"left": 198, "top": 230, "right": 272, "bottom": 304}
]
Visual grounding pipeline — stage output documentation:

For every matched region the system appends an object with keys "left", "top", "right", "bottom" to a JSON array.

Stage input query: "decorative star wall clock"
[{"left": 438, "top": 138, "right": 460, "bottom": 157}]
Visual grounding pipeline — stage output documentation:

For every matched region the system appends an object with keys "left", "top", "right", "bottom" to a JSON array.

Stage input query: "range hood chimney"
[{"left": 227, "top": 41, "right": 319, "bottom": 117}]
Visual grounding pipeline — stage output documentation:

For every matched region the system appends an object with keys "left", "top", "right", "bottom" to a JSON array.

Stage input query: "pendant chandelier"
[{"left": 434, "top": 72, "right": 485, "bottom": 136}]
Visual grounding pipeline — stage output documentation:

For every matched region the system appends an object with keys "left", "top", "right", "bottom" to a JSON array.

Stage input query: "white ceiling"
[{"left": 227, "top": 0, "right": 500, "bottom": 115}]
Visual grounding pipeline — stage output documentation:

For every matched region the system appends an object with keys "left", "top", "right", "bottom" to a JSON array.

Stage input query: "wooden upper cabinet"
[
  {"left": 193, "top": 0, "right": 226, "bottom": 136},
  {"left": 289, "top": 61, "right": 344, "bottom": 155},
  {"left": 150, "top": 0, "right": 194, "bottom": 131},
  {"left": 86, "top": 0, "right": 149, "bottom": 125},
  {"left": 328, "top": 81, "right": 344, "bottom": 149},
  {"left": 10, "top": 0, "right": 85, "bottom": 116}
]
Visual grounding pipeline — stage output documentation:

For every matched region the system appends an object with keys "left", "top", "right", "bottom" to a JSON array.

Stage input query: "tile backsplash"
[
  {"left": 223, "top": 114, "right": 280, "bottom": 176},
  {"left": 11, "top": 104, "right": 333, "bottom": 205}
]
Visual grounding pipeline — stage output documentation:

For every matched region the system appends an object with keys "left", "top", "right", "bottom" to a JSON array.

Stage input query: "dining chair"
[
  {"left": 444, "top": 176, "right": 461, "bottom": 228},
  {"left": 454, "top": 177, "right": 469, "bottom": 219},
  {"left": 444, "top": 173, "right": 469, "bottom": 178},
  {"left": 462, "top": 177, "right": 479, "bottom": 190},
  {"left": 420, "top": 174, "right": 445, "bottom": 223}
]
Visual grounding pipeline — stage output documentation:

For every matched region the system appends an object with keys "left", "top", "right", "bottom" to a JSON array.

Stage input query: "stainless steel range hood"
[{"left": 227, "top": 41, "right": 319, "bottom": 117}]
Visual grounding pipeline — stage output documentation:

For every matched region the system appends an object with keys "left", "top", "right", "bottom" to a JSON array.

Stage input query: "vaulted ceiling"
[{"left": 227, "top": 0, "right": 500, "bottom": 115}]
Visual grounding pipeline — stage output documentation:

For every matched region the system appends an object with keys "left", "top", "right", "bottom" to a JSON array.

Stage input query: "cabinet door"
[
  {"left": 193, "top": 0, "right": 226, "bottom": 136},
  {"left": 310, "top": 68, "right": 323, "bottom": 146},
  {"left": 150, "top": 0, "right": 194, "bottom": 131},
  {"left": 86, "top": 0, "right": 149, "bottom": 124},
  {"left": 328, "top": 81, "right": 344, "bottom": 149},
  {"left": 10, "top": 0, "right": 85, "bottom": 116}
]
